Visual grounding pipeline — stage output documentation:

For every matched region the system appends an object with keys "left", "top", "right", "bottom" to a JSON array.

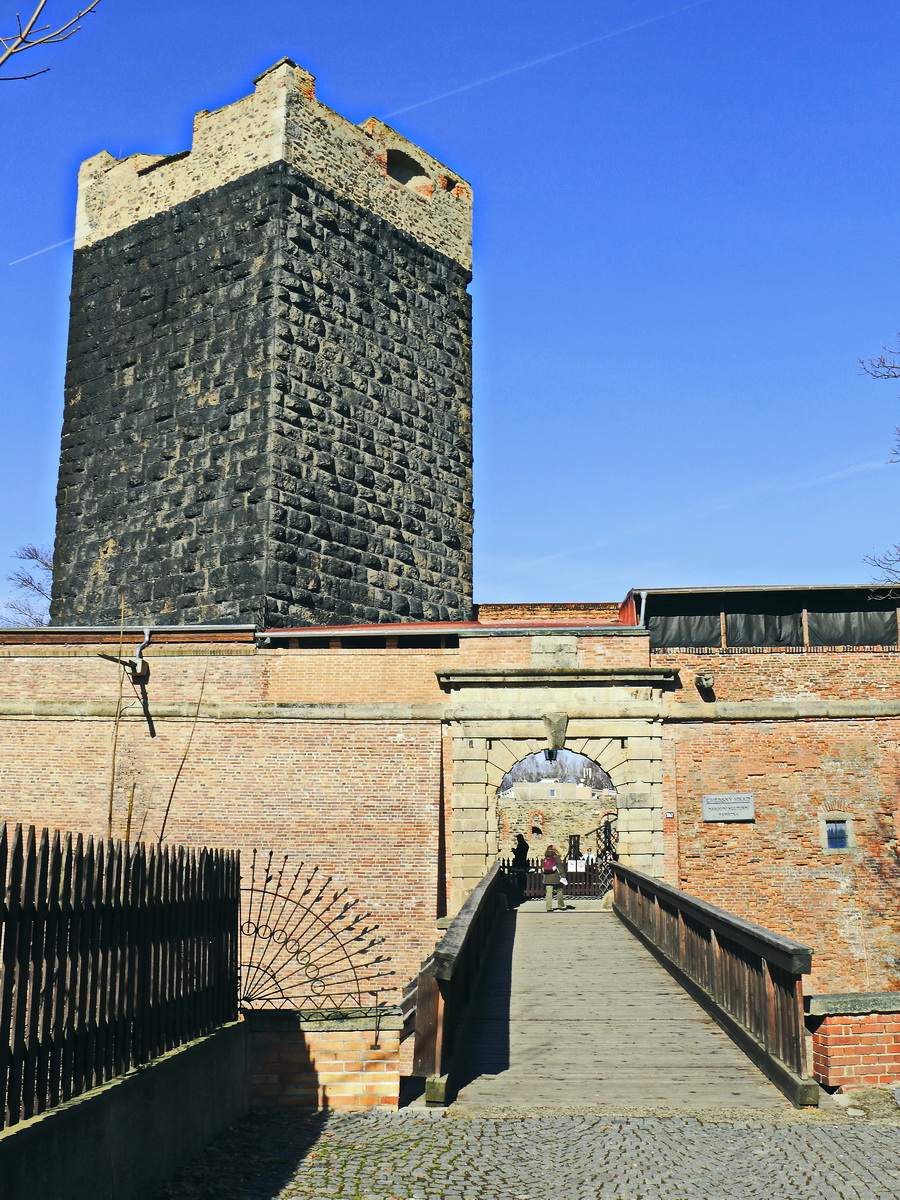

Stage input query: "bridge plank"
[{"left": 451, "top": 905, "right": 791, "bottom": 1111}]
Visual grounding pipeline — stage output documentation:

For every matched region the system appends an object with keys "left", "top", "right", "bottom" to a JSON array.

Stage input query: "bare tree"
[
  {"left": 861, "top": 336, "right": 900, "bottom": 582},
  {"left": 2, "top": 544, "right": 52, "bottom": 626},
  {"left": 1, "top": 0, "right": 100, "bottom": 81}
]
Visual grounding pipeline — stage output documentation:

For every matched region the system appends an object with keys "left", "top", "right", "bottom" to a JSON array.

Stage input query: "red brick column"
[{"left": 808, "top": 995, "right": 900, "bottom": 1090}]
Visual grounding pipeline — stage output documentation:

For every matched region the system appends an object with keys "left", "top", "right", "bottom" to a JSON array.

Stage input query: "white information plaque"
[{"left": 702, "top": 793, "right": 755, "bottom": 822}]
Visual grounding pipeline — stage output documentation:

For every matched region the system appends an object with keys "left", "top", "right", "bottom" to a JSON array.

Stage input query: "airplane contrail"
[
  {"left": 8, "top": 236, "right": 74, "bottom": 266},
  {"left": 486, "top": 459, "right": 890, "bottom": 573},
  {"left": 385, "top": 0, "right": 715, "bottom": 118}
]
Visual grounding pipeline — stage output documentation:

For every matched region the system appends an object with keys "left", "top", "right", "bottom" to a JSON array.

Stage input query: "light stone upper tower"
[{"left": 51, "top": 59, "right": 473, "bottom": 627}]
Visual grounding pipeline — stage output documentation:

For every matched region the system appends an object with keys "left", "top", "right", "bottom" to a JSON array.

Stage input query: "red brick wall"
[
  {"left": 812, "top": 1013, "right": 900, "bottom": 1090},
  {"left": 475, "top": 602, "right": 623, "bottom": 623},
  {"left": 248, "top": 1023, "right": 400, "bottom": 1109},
  {"left": 3, "top": 632, "right": 900, "bottom": 999},
  {"left": 663, "top": 719, "right": 900, "bottom": 992},
  {"left": 0, "top": 712, "right": 443, "bottom": 997},
  {"left": 654, "top": 646, "right": 900, "bottom": 702}
]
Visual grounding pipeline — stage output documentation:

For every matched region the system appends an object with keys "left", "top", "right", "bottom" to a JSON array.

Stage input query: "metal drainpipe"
[
  {"left": 638, "top": 591, "right": 648, "bottom": 628},
  {"left": 133, "top": 627, "right": 152, "bottom": 677}
]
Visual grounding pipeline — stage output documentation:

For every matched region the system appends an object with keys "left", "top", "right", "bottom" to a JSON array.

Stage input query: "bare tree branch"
[
  {"left": 866, "top": 545, "right": 900, "bottom": 586},
  {"left": 0, "top": 0, "right": 100, "bottom": 79},
  {"left": 861, "top": 336, "right": 900, "bottom": 581},
  {"left": 860, "top": 334, "right": 900, "bottom": 380},
  {"left": 2, "top": 544, "right": 53, "bottom": 626}
]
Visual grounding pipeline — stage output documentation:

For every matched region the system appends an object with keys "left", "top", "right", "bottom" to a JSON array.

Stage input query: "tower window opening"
[{"left": 385, "top": 149, "right": 432, "bottom": 193}]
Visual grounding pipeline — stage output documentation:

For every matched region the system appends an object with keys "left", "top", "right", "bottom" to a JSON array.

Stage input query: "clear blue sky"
[{"left": 2, "top": 0, "right": 899, "bottom": 608}]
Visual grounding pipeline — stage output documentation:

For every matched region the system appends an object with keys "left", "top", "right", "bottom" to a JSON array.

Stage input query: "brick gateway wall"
[
  {"left": 2, "top": 620, "right": 900, "bottom": 1103},
  {"left": 245, "top": 1011, "right": 401, "bottom": 1110}
]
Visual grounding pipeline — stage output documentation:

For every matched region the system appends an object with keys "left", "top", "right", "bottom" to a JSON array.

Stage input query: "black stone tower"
[{"left": 50, "top": 60, "right": 473, "bottom": 627}]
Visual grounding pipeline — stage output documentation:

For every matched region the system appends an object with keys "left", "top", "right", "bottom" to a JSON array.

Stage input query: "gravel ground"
[{"left": 156, "top": 1100, "right": 900, "bottom": 1200}]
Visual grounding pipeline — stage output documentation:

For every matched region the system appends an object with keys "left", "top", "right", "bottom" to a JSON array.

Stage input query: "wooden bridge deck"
[{"left": 451, "top": 902, "right": 792, "bottom": 1110}]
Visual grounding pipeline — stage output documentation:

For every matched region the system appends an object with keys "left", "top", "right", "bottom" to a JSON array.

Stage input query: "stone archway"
[
  {"left": 448, "top": 722, "right": 664, "bottom": 912},
  {"left": 495, "top": 748, "right": 616, "bottom": 862}
]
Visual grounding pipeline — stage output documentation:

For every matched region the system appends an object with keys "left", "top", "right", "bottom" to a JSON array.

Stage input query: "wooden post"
[
  {"left": 710, "top": 929, "right": 722, "bottom": 1005},
  {"left": 763, "top": 961, "right": 777, "bottom": 1056},
  {"left": 792, "top": 976, "right": 807, "bottom": 1077},
  {"left": 412, "top": 970, "right": 442, "bottom": 1079}
]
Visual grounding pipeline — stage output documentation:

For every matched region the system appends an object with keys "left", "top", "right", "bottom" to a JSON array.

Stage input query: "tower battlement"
[{"left": 75, "top": 58, "right": 472, "bottom": 268}]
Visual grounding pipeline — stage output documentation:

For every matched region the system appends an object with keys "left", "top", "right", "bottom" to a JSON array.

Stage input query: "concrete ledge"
[
  {"left": 0, "top": 700, "right": 444, "bottom": 720},
  {"left": 807, "top": 992, "right": 900, "bottom": 1016},
  {"left": 0, "top": 1021, "right": 248, "bottom": 1200}
]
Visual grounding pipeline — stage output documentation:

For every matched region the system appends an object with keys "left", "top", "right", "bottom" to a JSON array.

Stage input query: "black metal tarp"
[
  {"left": 644, "top": 588, "right": 899, "bottom": 649},
  {"left": 807, "top": 608, "right": 897, "bottom": 646}
]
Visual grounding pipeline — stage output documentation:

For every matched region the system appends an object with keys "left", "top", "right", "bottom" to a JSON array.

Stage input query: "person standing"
[
  {"left": 511, "top": 833, "right": 530, "bottom": 905},
  {"left": 542, "top": 845, "right": 566, "bottom": 912}
]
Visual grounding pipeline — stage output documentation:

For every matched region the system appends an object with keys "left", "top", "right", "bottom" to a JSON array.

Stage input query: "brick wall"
[
  {"left": 3, "top": 629, "right": 900, "bottom": 999},
  {"left": 475, "top": 602, "right": 623, "bottom": 623},
  {"left": 653, "top": 645, "right": 900, "bottom": 993},
  {"left": 654, "top": 646, "right": 900, "bottom": 702},
  {"left": 246, "top": 1013, "right": 401, "bottom": 1109},
  {"left": 0, "top": 707, "right": 443, "bottom": 997},
  {"left": 811, "top": 1013, "right": 900, "bottom": 1090},
  {"left": 663, "top": 719, "right": 900, "bottom": 992}
]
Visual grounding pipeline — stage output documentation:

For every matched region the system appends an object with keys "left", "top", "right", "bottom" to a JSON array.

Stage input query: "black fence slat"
[
  {"left": 36, "top": 830, "right": 62, "bottom": 1114},
  {"left": 7, "top": 825, "right": 38, "bottom": 1125},
  {"left": 21, "top": 828, "right": 51, "bottom": 1120},
  {"left": 0, "top": 824, "right": 22, "bottom": 1125},
  {"left": 60, "top": 832, "right": 82, "bottom": 1104},
  {"left": 0, "top": 824, "right": 239, "bottom": 1131}
]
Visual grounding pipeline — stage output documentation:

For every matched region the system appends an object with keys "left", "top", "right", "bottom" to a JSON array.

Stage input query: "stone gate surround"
[{"left": 439, "top": 635, "right": 672, "bottom": 911}]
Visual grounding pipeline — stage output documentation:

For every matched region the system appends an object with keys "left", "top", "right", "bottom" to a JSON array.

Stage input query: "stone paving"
[
  {"left": 158, "top": 1106, "right": 900, "bottom": 1200},
  {"left": 158, "top": 903, "right": 900, "bottom": 1199}
]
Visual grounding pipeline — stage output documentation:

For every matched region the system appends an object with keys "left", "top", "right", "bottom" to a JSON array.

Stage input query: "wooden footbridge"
[{"left": 411, "top": 864, "right": 819, "bottom": 1109}]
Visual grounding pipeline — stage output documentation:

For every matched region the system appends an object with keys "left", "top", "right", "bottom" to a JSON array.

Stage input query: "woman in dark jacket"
[
  {"left": 510, "top": 833, "right": 530, "bottom": 906},
  {"left": 542, "top": 845, "right": 566, "bottom": 912}
]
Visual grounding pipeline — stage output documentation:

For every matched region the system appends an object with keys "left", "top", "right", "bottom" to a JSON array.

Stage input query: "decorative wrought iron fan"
[{"left": 239, "top": 849, "right": 395, "bottom": 1011}]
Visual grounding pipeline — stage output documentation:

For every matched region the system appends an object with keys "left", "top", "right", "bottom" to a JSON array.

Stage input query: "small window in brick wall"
[
  {"left": 826, "top": 820, "right": 848, "bottom": 850},
  {"left": 818, "top": 809, "right": 857, "bottom": 854}
]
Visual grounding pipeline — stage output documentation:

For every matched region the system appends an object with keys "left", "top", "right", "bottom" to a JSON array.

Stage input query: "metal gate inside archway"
[
  {"left": 499, "top": 815, "right": 619, "bottom": 901},
  {"left": 496, "top": 746, "right": 618, "bottom": 901}
]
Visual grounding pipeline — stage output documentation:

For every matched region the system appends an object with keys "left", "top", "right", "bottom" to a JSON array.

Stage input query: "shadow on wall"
[{"left": 156, "top": 1016, "right": 331, "bottom": 1197}]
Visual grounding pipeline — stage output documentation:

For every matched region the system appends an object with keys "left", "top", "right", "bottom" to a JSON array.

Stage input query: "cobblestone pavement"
[{"left": 159, "top": 1106, "right": 900, "bottom": 1200}]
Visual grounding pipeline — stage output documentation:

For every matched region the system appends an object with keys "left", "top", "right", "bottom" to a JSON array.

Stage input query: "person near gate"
[
  {"left": 542, "top": 845, "right": 567, "bottom": 912},
  {"left": 511, "top": 833, "right": 530, "bottom": 906}
]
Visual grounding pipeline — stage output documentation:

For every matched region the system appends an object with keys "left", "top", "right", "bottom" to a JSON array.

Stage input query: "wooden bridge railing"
[
  {"left": 412, "top": 862, "right": 505, "bottom": 1104},
  {"left": 613, "top": 863, "right": 818, "bottom": 1107}
]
